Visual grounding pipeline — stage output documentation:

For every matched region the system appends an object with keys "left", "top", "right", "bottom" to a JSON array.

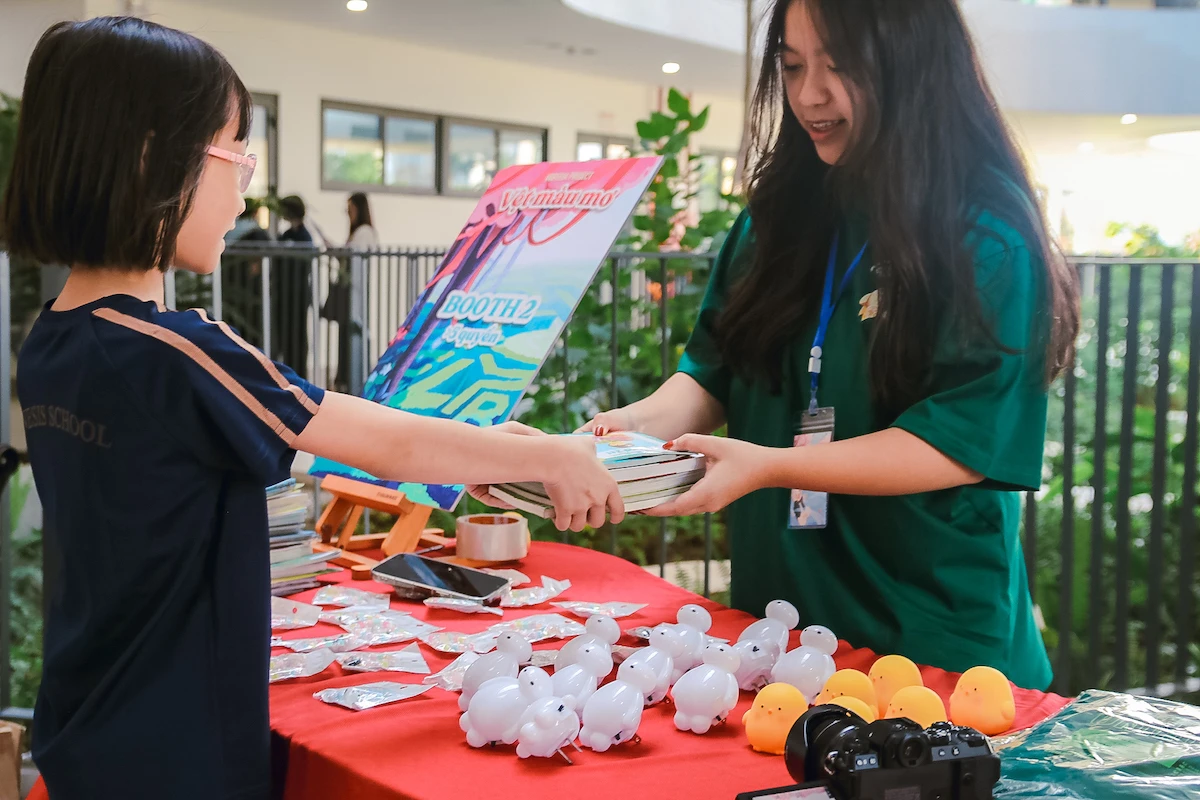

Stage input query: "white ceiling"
[
  {"left": 197, "top": 0, "right": 751, "bottom": 97},
  {"left": 195, "top": 0, "right": 1200, "bottom": 153},
  {"left": 1008, "top": 112, "right": 1200, "bottom": 158}
]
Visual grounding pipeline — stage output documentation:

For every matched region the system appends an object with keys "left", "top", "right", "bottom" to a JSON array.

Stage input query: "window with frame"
[
  {"left": 445, "top": 121, "right": 546, "bottom": 194},
  {"left": 577, "top": 133, "right": 634, "bottom": 162},
  {"left": 321, "top": 101, "right": 546, "bottom": 195}
]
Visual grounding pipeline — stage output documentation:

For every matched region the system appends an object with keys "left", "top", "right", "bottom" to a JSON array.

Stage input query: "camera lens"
[{"left": 784, "top": 705, "right": 871, "bottom": 783}]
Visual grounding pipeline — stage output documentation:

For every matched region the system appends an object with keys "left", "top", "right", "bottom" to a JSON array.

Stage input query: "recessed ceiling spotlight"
[
  {"left": 662, "top": 62, "right": 680, "bottom": 75},
  {"left": 1148, "top": 131, "right": 1200, "bottom": 157},
  {"left": 347, "top": 0, "right": 368, "bottom": 11},
  {"left": 1121, "top": 114, "right": 1138, "bottom": 125}
]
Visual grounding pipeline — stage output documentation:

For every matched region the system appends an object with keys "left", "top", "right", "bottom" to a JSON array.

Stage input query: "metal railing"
[{"left": 2, "top": 246, "right": 1198, "bottom": 718}]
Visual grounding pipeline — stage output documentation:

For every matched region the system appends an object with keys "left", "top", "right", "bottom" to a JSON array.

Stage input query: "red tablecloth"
[{"left": 30, "top": 542, "right": 1071, "bottom": 800}]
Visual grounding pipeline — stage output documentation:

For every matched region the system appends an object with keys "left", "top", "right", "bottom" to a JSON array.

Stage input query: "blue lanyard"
[{"left": 808, "top": 231, "right": 869, "bottom": 414}]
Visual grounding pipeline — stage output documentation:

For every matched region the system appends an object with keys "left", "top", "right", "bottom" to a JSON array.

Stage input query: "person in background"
[
  {"left": 221, "top": 199, "right": 270, "bottom": 342},
  {"left": 327, "top": 192, "right": 377, "bottom": 391},
  {"left": 273, "top": 194, "right": 312, "bottom": 377},
  {"left": 346, "top": 191, "right": 378, "bottom": 250}
]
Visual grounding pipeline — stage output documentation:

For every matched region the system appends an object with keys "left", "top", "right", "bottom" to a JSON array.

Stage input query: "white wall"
[
  {"left": 26, "top": 0, "right": 740, "bottom": 247},
  {"left": 0, "top": 0, "right": 87, "bottom": 95}
]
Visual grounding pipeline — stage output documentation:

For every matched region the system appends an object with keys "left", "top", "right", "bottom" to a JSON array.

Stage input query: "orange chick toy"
[
  {"left": 950, "top": 666, "right": 1015, "bottom": 736},
  {"left": 743, "top": 683, "right": 809, "bottom": 755},
  {"left": 827, "top": 695, "right": 877, "bottom": 723},
  {"left": 884, "top": 686, "right": 947, "bottom": 728},
  {"left": 868, "top": 655, "right": 923, "bottom": 717},
  {"left": 813, "top": 669, "right": 878, "bottom": 713}
]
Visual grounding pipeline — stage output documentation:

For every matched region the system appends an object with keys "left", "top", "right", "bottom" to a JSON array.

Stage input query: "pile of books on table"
[
  {"left": 267, "top": 479, "right": 340, "bottom": 596},
  {"left": 488, "top": 432, "right": 705, "bottom": 517}
]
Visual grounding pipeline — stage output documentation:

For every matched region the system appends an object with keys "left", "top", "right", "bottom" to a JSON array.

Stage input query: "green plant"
[
  {"left": 0, "top": 92, "right": 19, "bottom": 210},
  {"left": 1034, "top": 223, "right": 1200, "bottom": 698},
  {"left": 7, "top": 468, "right": 43, "bottom": 710}
]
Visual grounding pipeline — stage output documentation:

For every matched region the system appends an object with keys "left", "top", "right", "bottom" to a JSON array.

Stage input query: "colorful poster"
[{"left": 310, "top": 157, "right": 663, "bottom": 511}]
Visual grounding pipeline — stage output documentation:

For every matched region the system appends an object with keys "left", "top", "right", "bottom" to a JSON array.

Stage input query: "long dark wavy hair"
[
  {"left": 348, "top": 191, "right": 373, "bottom": 236},
  {"left": 718, "top": 0, "right": 1080, "bottom": 420}
]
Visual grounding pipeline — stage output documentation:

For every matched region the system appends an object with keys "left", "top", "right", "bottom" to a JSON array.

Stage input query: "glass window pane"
[
  {"left": 720, "top": 155, "right": 738, "bottom": 196},
  {"left": 695, "top": 153, "right": 722, "bottom": 213},
  {"left": 323, "top": 107, "right": 383, "bottom": 185},
  {"left": 384, "top": 116, "right": 436, "bottom": 190},
  {"left": 607, "top": 142, "right": 632, "bottom": 160},
  {"left": 246, "top": 104, "right": 271, "bottom": 199},
  {"left": 577, "top": 141, "right": 604, "bottom": 161},
  {"left": 448, "top": 124, "right": 497, "bottom": 192},
  {"left": 499, "top": 129, "right": 543, "bottom": 169}
]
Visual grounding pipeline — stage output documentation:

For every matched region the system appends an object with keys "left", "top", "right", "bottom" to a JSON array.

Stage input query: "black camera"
[{"left": 737, "top": 705, "right": 1000, "bottom": 800}]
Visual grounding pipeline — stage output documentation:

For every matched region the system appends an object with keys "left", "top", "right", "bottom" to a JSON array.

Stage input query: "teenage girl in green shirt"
[{"left": 581, "top": 0, "right": 1080, "bottom": 690}]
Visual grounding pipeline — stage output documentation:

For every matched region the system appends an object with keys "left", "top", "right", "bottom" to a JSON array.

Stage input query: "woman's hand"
[
  {"left": 465, "top": 421, "right": 546, "bottom": 509},
  {"left": 644, "top": 434, "right": 779, "bottom": 517},
  {"left": 576, "top": 407, "right": 637, "bottom": 436}
]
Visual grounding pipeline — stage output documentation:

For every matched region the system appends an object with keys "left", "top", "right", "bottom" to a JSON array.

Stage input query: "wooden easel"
[{"left": 313, "top": 475, "right": 453, "bottom": 579}]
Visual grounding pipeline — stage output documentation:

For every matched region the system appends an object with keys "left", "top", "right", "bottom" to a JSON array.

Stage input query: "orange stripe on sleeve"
[
  {"left": 93, "top": 308, "right": 299, "bottom": 445},
  {"left": 193, "top": 309, "right": 321, "bottom": 414}
]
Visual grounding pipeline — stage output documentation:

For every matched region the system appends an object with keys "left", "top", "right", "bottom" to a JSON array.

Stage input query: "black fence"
[{"left": 1, "top": 246, "right": 1198, "bottom": 719}]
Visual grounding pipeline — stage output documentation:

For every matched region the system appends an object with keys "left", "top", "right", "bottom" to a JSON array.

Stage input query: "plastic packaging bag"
[
  {"left": 425, "top": 651, "right": 481, "bottom": 691},
  {"left": 552, "top": 601, "right": 648, "bottom": 619},
  {"left": 321, "top": 609, "right": 442, "bottom": 645},
  {"left": 500, "top": 577, "right": 571, "bottom": 608},
  {"left": 472, "top": 614, "right": 586, "bottom": 651},
  {"left": 275, "top": 632, "right": 365, "bottom": 654},
  {"left": 335, "top": 644, "right": 430, "bottom": 675},
  {"left": 994, "top": 690, "right": 1200, "bottom": 800},
  {"left": 419, "top": 631, "right": 479, "bottom": 654},
  {"left": 423, "top": 597, "right": 503, "bottom": 616},
  {"left": 269, "top": 648, "right": 336, "bottom": 683},
  {"left": 612, "top": 645, "right": 642, "bottom": 664},
  {"left": 271, "top": 597, "right": 321, "bottom": 631},
  {"left": 422, "top": 652, "right": 480, "bottom": 692},
  {"left": 481, "top": 568, "right": 530, "bottom": 587},
  {"left": 313, "top": 681, "right": 433, "bottom": 711},
  {"left": 312, "top": 585, "right": 390, "bottom": 611},
  {"left": 528, "top": 649, "right": 560, "bottom": 669}
]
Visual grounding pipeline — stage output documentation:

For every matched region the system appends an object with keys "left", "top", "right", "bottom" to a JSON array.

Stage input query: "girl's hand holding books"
[{"left": 467, "top": 422, "right": 625, "bottom": 533}]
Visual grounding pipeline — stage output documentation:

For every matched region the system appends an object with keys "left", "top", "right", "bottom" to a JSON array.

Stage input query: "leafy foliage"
[{"left": 1034, "top": 226, "right": 1200, "bottom": 698}]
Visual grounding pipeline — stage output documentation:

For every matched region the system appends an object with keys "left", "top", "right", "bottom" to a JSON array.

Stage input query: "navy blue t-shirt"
[{"left": 18, "top": 294, "right": 324, "bottom": 799}]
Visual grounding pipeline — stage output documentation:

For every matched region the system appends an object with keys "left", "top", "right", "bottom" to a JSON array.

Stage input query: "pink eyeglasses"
[{"left": 206, "top": 145, "right": 258, "bottom": 193}]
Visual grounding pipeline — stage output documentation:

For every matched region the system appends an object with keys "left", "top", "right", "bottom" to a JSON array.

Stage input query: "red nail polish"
[{"left": 663, "top": 441, "right": 675, "bottom": 449}]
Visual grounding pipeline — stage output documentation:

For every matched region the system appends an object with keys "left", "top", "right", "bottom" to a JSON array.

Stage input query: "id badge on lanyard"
[
  {"left": 788, "top": 231, "right": 868, "bottom": 531},
  {"left": 788, "top": 407, "right": 835, "bottom": 529}
]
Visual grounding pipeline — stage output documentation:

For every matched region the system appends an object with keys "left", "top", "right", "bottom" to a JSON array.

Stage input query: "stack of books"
[
  {"left": 489, "top": 432, "right": 705, "bottom": 518},
  {"left": 267, "top": 480, "right": 340, "bottom": 596}
]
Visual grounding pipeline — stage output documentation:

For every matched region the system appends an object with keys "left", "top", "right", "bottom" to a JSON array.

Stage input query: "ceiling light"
[
  {"left": 662, "top": 62, "right": 680, "bottom": 74},
  {"left": 1148, "top": 131, "right": 1200, "bottom": 157},
  {"left": 1121, "top": 114, "right": 1138, "bottom": 125},
  {"left": 1077, "top": 142, "right": 1095, "bottom": 154},
  {"left": 346, "top": 0, "right": 368, "bottom": 11}
]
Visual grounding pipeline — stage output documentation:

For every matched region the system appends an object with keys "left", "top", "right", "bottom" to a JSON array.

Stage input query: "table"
[
  {"left": 27, "top": 542, "right": 1071, "bottom": 800},
  {"left": 268, "top": 542, "right": 1070, "bottom": 800}
]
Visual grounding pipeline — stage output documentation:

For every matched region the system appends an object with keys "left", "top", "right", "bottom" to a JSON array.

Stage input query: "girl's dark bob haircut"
[{"left": 2, "top": 16, "right": 252, "bottom": 272}]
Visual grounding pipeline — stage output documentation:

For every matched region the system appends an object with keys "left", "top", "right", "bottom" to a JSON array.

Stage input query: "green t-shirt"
[{"left": 678, "top": 208, "right": 1053, "bottom": 690}]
